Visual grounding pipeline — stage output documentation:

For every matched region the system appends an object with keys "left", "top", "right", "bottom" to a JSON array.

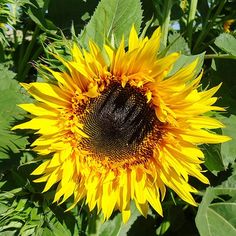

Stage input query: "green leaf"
[
  {"left": 168, "top": 52, "right": 205, "bottom": 77},
  {"left": 0, "top": 186, "right": 79, "bottom": 236},
  {"left": 221, "top": 164, "right": 236, "bottom": 188},
  {"left": 156, "top": 220, "right": 170, "bottom": 235},
  {"left": 117, "top": 203, "right": 141, "bottom": 236},
  {"left": 218, "top": 115, "right": 236, "bottom": 167},
  {"left": 98, "top": 214, "right": 122, "bottom": 236},
  {"left": 167, "top": 32, "right": 190, "bottom": 55},
  {"left": 85, "top": 211, "right": 122, "bottom": 236},
  {"left": 0, "top": 221, "right": 23, "bottom": 231},
  {"left": 46, "top": 220, "right": 72, "bottom": 236},
  {"left": 215, "top": 33, "right": 236, "bottom": 57},
  {"left": 27, "top": 0, "right": 57, "bottom": 33},
  {"left": 87, "top": 202, "right": 157, "bottom": 236},
  {"left": 0, "top": 64, "right": 30, "bottom": 162},
  {"left": 202, "top": 144, "right": 224, "bottom": 174},
  {"left": 196, "top": 187, "right": 236, "bottom": 236},
  {"left": 80, "top": 0, "right": 143, "bottom": 49}
]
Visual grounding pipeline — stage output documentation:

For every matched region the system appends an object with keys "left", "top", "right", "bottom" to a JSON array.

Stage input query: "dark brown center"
[{"left": 81, "top": 83, "right": 159, "bottom": 161}]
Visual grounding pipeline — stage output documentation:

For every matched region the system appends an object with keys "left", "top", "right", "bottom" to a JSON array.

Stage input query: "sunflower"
[
  {"left": 13, "top": 26, "right": 230, "bottom": 222},
  {"left": 223, "top": 19, "right": 235, "bottom": 33}
]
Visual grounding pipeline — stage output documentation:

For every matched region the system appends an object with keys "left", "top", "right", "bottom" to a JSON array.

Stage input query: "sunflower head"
[
  {"left": 13, "top": 25, "right": 230, "bottom": 222},
  {"left": 223, "top": 19, "right": 236, "bottom": 32}
]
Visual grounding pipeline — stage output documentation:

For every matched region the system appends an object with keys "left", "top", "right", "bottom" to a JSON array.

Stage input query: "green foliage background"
[{"left": 0, "top": 0, "right": 236, "bottom": 235}]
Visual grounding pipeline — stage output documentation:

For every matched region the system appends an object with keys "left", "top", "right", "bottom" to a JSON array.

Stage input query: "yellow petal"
[
  {"left": 18, "top": 103, "right": 58, "bottom": 117},
  {"left": 31, "top": 160, "right": 50, "bottom": 175},
  {"left": 188, "top": 116, "right": 225, "bottom": 129},
  {"left": 145, "top": 187, "right": 163, "bottom": 216},
  {"left": 122, "top": 209, "right": 131, "bottom": 223},
  {"left": 43, "top": 167, "right": 61, "bottom": 192},
  {"left": 12, "top": 117, "right": 58, "bottom": 131},
  {"left": 21, "top": 83, "right": 70, "bottom": 108},
  {"left": 181, "top": 129, "right": 231, "bottom": 144},
  {"left": 128, "top": 25, "right": 139, "bottom": 51}
]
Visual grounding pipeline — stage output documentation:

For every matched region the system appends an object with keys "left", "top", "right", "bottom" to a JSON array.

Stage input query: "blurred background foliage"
[{"left": 0, "top": 0, "right": 236, "bottom": 235}]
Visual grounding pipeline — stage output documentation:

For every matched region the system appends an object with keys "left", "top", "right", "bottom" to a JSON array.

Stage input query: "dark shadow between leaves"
[
  {"left": 127, "top": 215, "right": 157, "bottom": 236},
  {"left": 0, "top": 145, "right": 22, "bottom": 173},
  {"left": 211, "top": 194, "right": 232, "bottom": 204}
]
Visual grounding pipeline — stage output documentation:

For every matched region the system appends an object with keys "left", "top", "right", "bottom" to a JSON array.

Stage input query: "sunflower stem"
[
  {"left": 192, "top": 0, "right": 226, "bottom": 53},
  {"left": 204, "top": 54, "right": 236, "bottom": 60},
  {"left": 20, "top": 46, "right": 43, "bottom": 81},
  {"left": 161, "top": 0, "right": 173, "bottom": 47},
  {"left": 17, "top": 25, "right": 40, "bottom": 81},
  {"left": 187, "top": 0, "right": 198, "bottom": 50}
]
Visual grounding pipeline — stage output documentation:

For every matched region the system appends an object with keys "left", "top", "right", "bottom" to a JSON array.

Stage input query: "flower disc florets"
[{"left": 81, "top": 82, "right": 162, "bottom": 164}]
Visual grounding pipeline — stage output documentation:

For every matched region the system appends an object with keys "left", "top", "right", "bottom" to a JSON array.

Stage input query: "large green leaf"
[
  {"left": 218, "top": 115, "right": 236, "bottom": 167},
  {"left": 215, "top": 33, "right": 236, "bottom": 57},
  {"left": 221, "top": 164, "right": 236, "bottom": 188},
  {"left": 196, "top": 162, "right": 236, "bottom": 235},
  {"left": 95, "top": 214, "right": 122, "bottom": 236},
  {"left": 0, "top": 64, "right": 30, "bottom": 162},
  {"left": 80, "top": 0, "right": 143, "bottom": 49},
  {"left": 196, "top": 187, "right": 236, "bottom": 236}
]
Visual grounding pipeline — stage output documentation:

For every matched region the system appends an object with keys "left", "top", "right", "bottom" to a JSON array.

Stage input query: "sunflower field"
[{"left": 0, "top": 0, "right": 236, "bottom": 235}]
